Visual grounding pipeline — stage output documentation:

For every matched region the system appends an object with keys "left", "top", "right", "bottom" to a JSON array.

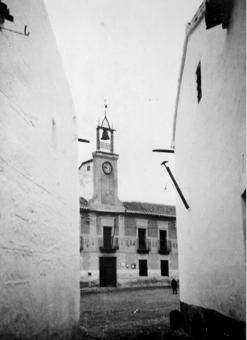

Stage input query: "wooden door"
[
  {"left": 139, "top": 259, "right": 148, "bottom": 276},
  {"left": 99, "top": 257, "right": 116, "bottom": 287},
  {"left": 161, "top": 260, "right": 169, "bottom": 276}
]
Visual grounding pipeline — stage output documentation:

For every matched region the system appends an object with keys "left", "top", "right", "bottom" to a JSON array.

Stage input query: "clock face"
[{"left": 102, "top": 161, "right": 112, "bottom": 175}]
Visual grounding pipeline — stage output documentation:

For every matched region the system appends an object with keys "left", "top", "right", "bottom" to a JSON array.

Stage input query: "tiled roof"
[
  {"left": 123, "top": 201, "right": 175, "bottom": 217},
  {"left": 80, "top": 197, "right": 175, "bottom": 217}
]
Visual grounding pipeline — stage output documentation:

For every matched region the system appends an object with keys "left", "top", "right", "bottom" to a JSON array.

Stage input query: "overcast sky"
[{"left": 45, "top": 0, "right": 202, "bottom": 205}]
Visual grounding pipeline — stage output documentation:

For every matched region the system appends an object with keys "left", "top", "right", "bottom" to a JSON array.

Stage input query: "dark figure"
[{"left": 171, "top": 278, "right": 178, "bottom": 294}]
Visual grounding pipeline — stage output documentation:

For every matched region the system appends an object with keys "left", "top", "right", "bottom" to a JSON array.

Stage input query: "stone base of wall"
[{"left": 180, "top": 301, "right": 246, "bottom": 340}]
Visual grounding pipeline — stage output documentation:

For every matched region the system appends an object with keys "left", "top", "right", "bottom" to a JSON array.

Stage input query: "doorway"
[
  {"left": 139, "top": 259, "right": 148, "bottom": 276},
  {"left": 161, "top": 260, "right": 169, "bottom": 276},
  {"left": 99, "top": 257, "right": 116, "bottom": 287}
]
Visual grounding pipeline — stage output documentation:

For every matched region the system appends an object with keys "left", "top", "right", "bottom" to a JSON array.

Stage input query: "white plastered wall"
[
  {"left": 175, "top": 0, "right": 246, "bottom": 321},
  {"left": 0, "top": 0, "right": 80, "bottom": 337}
]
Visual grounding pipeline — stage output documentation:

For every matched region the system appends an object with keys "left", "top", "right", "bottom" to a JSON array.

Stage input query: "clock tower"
[{"left": 89, "top": 107, "right": 124, "bottom": 212}]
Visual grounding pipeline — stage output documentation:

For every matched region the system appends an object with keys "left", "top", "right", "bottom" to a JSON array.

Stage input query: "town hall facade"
[{"left": 79, "top": 114, "right": 178, "bottom": 287}]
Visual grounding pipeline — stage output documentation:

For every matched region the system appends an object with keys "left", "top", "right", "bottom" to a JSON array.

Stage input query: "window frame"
[{"left": 196, "top": 61, "right": 202, "bottom": 103}]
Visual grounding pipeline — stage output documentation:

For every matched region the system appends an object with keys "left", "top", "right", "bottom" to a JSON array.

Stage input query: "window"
[
  {"left": 161, "top": 260, "right": 169, "bottom": 276},
  {"left": 87, "top": 165, "right": 91, "bottom": 171},
  {"left": 139, "top": 260, "right": 148, "bottom": 276},
  {"left": 137, "top": 228, "right": 150, "bottom": 254},
  {"left": 196, "top": 62, "right": 202, "bottom": 102},
  {"left": 138, "top": 228, "right": 146, "bottom": 249},
  {"left": 242, "top": 190, "right": 246, "bottom": 246},
  {"left": 159, "top": 230, "right": 167, "bottom": 250},
  {"left": 103, "top": 226, "right": 112, "bottom": 249}
]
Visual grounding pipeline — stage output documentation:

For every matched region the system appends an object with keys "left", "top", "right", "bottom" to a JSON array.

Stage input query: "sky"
[{"left": 45, "top": 0, "right": 202, "bottom": 205}]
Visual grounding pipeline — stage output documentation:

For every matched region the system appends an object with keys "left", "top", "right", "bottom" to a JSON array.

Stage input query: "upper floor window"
[
  {"left": 158, "top": 230, "right": 171, "bottom": 255},
  {"left": 196, "top": 62, "right": 202, "bottom": 103},
  {"left": 137, "top": 228, "right": 150, "bottom": 254},
  {"left": 242, "top": 190, "right": 246, "bottom": 246},
  {"left": 138, "top": 228, "right": 146, "bottom": 249},
  {"left": 103, "top": 226, "right": 112, "bottom": 249},
  {"left": 159, "top": 230, "right": 167, "bottom": 250},
  {"left": 99, "top": 226, "right": 119, "bottom": 253}
]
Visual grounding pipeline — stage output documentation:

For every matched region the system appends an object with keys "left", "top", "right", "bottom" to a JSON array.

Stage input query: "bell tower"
[
  {"left": 96, "top": 105, "right": 115, "bottom": 153},
  {"left": 89, "top": 105, "right": 124, "bottom": 213}
]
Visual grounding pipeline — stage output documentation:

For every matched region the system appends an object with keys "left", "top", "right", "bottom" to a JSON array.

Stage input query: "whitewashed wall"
[
  {"left": 0, "top": 1, "right": 80, "bottom": 338},
  {"left": 175, "top": 0, "right": 245, "bottom": 321}
]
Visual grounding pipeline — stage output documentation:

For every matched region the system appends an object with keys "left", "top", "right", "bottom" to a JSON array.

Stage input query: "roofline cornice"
[{"left": 80, "top": 206, "right": 176, "bottom": 219}]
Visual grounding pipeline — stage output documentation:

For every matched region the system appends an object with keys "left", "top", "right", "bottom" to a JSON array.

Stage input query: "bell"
[{"left": 101, "top": 128, "right": 110, "bottom": 140}]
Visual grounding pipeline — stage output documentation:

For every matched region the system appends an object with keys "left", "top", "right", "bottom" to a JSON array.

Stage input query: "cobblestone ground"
[{"left": 78, "top": 287, "right": 191, "bottom": 340}]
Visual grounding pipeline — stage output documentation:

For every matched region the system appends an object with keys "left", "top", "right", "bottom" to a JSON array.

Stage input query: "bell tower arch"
[{"left": 96, "top": 105, "right": 115, "bottom": 153}]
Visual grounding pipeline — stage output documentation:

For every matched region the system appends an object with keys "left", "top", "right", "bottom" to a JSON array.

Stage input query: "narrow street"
[
  {"left": 79, "top": 287, "right": 189, "bottom": 339},
  {"left": 1, "top": 1, "right": 244, "bottom": 338}
]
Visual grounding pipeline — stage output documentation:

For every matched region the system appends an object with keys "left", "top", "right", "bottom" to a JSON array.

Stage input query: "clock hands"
[{"left": 102, "top": 161, "right": 112, "bottom": 174}]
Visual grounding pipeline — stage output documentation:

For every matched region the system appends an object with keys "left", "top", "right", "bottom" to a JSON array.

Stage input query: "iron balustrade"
[
  {"left": 99, "top": 237, "right": 119, "bottom": 253},
  {"left": 159, "top": 239, "right": 172, "bottom": 255},
  {"left": 137, "top": 238, "right": 151, "bottom": 254}
]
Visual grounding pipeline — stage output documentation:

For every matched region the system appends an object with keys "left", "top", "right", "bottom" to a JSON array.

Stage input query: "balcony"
[
  {"left": 159, "top": 239, "right": 172, "bottom": 255},
  {"left": 137, "top": 239, "right": 151, "bottom": 254},
  {"left": 99, "top": 237, "right": 119, "bottom": 253}
]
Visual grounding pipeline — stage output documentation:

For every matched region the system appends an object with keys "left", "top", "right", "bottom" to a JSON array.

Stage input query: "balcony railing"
[
  {"left": 158, "top": 239, "right": 172, "bottom": 255},
  {"left": 137, "top": 239, "right": 151, "bottom": 254},
  {"left": 99, "top": 237, "right": 119, "bottom": 253}
]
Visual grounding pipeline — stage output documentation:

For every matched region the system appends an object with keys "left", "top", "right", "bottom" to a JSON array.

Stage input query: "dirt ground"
[{"left": 79, "top": 287, "right": 189, "bottom": 340}]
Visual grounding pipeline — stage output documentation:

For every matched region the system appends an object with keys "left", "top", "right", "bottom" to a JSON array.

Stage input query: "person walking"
[{"left": 171, "top": 278, "right": 178, "bottom": 294}]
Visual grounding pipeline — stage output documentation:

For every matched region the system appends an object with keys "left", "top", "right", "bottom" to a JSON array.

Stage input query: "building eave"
[
  {"left": 124, "top": 210, "right": 176, "bottom": 219},
  {"left": 80, "top": 206, "right": 176, "bottom": 219},
  {"left": 78, "top": 159, "right": 93, "bottom": 170}
]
